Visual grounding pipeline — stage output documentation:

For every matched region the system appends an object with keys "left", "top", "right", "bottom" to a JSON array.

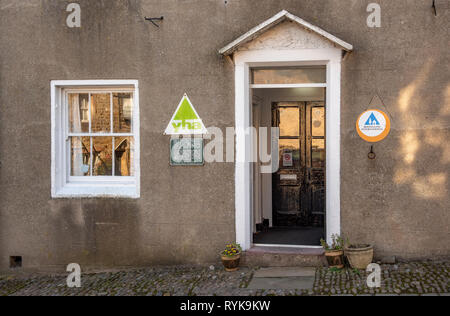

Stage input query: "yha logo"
[
  {"left": 172, "top": 119, "right": 203, "bottom": 133},
  {"left": 165, "top": 94, "right": 207, "bottom": 135}
]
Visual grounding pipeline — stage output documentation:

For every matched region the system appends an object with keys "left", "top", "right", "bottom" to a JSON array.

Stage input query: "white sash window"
[{"left": 51, "top": 80, "right": 140, "bottom": 198}]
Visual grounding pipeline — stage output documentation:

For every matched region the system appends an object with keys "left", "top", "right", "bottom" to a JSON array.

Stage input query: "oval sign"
[{"left": 356, "top": 109, "right": 391, "bottom": 142}]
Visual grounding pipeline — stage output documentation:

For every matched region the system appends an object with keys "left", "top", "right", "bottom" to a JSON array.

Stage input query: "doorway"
[
  {"left": 252, "top": 92, "right": 326, "bottom": 246},
  {"left": 230, "top": 53, "right": 344, "bottom": 250}
]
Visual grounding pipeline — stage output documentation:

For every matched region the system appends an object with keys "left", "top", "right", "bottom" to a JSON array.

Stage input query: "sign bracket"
[{"left": 145, "top": 16, "right": 164, "bottom": 27}]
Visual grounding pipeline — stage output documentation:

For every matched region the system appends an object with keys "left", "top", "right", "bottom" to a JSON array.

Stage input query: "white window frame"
[{"left": 51, "top": 80, "right": 140, "bottom": 198}]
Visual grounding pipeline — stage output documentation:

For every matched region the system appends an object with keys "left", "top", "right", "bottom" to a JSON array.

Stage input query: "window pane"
[
  {"left": 92, "top": 137, "right": 112, "bottom": 176},
  {"left": 91, "top": 94, "right": 111, "bottom": 133},
  {"left": 312, "top": 107, "right": 325, "bottom": 137},
  {"left": 312, "top": 139, "right": 325, "bottom": 168},
  {"left": 71, "top": 137, "right": 90, "bottom": 176},
  {"left": 69, "top": 94, "right": 89, "bottom": 133},
  {"left": 279, "top": 107, "right": 299, "bottom": 137},
  {"left": 115, "top": 137, "right": 134, "bottom": 176},
  {"left": 252, "top": 67, "right": 326, "bottom": 84},
  {"left": 279, "top": 139, "right": 300, "bottom": 169},
  {"left": 113, "top": 93, "right": 133, "bottom": 133}
]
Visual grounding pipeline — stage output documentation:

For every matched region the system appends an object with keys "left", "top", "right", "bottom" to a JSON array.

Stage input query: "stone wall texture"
[{"left": 0, "top": 0, "right": 448, "bottom": 271}]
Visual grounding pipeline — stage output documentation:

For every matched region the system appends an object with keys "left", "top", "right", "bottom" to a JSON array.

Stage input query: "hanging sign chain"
[{"left": 365, "top": 67, "right": 394, "bottom": 120}]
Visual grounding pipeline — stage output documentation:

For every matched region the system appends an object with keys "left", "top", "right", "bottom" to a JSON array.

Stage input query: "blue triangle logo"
[{"left": 365, "top": 113, "right": 380, "bottom": 126}]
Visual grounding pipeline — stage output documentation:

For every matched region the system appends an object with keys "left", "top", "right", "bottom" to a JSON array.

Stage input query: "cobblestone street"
[{"left": 1, "top": 262, "right": 448, "bottom": 296}]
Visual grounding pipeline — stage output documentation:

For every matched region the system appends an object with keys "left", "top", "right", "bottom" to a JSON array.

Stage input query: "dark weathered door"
[
  {"left": 272, "top": 102, "right": 325, "bottom": 227},
  {"left": 306, "top": 102, "right": 326, "bottom": 227}
]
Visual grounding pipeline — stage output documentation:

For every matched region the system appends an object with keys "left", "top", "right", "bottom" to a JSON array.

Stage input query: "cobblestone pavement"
[{"left": 0, "top": 262, "right": 448, "bottom": 296}]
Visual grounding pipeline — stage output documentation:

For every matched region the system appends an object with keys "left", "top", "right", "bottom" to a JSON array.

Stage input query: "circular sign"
[{"left": 356, "top": 109, "right": 391, "bottom": 142}]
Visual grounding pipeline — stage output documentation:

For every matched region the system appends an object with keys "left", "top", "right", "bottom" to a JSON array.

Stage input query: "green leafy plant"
[
  {"left": 329, "top": 267, "right": 343, "bottom": 273},
  {"left": 320, "top": 234, "right": 344, "bottom": 251},
  {"left": 221, "top": 243, "right": 242, "bottom": 258},
  {"left": 352, "top": 268, "right": 361, "bottom": 276}
]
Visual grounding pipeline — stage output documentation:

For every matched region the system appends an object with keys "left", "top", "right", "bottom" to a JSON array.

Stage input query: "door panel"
[
  {"left": 279, "top": 107, "right": 300, "bottom": 137},
  {"left": 272, "top": 101, "right": 325, "bottom": 228},
  {"left": 306, "top": 102, "right": 326, "bottom": 227},
  {"left": 273, "top": 103, "right": 303, "bottom": 226}
]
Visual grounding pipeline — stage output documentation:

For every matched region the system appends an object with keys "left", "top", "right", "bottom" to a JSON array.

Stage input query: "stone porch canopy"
[{"left": 219, "top": 10, "right": 353, "bottom": 56}]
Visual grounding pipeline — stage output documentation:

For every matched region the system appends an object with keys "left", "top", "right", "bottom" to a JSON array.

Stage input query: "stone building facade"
[{"left": 0, "top": 0, "right": 448, "bottom": 271}]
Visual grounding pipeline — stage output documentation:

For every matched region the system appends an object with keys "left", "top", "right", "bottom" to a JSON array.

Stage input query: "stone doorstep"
[
  {"left": 242, "top": 246, "right": 326, "bottom": 267},
  {"left": 254, "top": 267, "right": 316, "bottom": 278}
]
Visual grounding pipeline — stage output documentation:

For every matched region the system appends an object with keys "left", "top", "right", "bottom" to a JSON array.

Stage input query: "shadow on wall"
[
  {"left": 386, "top": 58, "right": 450, "bottom": 258},
  {"left": 345, "top": 55, "right": 450, "bottom": 260},
  {"left": 48, "top": 199, "right": 141, "bottom": 269},
  {"left": 393, "top": 59, "right": 449, "bottom": 200}
]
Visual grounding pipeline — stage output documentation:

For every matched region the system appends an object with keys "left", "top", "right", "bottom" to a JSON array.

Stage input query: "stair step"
[
  {"left": 242, "top": 246, "right": 326, "bottom": 267},
  {"left": 254, "top": 267, "right": 316, "bottom": 278}
]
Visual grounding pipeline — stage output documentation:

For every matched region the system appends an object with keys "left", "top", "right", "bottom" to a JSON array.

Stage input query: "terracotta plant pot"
[
  {"left": 221, "top": 254, "right": 241, "bottom": 272},
  {"left": 345, "top": 244, "right": 374, "bottom": 270},
  {"left": 324, "top": 250, "right": 344, "bottom": 269}
]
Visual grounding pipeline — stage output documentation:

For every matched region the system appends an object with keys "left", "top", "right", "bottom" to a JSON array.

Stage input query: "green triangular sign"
[{"left": 164, "top": 94, "right": 207, "bottom": 135}]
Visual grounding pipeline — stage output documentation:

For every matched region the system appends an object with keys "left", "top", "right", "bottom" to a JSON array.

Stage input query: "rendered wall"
[{"left": 0, "top": 0, "right": 448, "bottom": 271}]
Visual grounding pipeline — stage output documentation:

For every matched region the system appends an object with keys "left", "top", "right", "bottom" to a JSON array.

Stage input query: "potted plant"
[
  {"left": 221, "top": 243, "right": 242, "bottom": 272},
  {"left": 320, "top": 234, "right": 345, "bottom": 269},
  {"left": 345, "top": 243, "right": 374, "bottom": 270}
]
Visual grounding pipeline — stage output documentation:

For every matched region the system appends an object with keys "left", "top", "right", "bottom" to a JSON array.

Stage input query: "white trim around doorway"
[{"left": 234, "top": 48, "right": 342, "bottom": 251}]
